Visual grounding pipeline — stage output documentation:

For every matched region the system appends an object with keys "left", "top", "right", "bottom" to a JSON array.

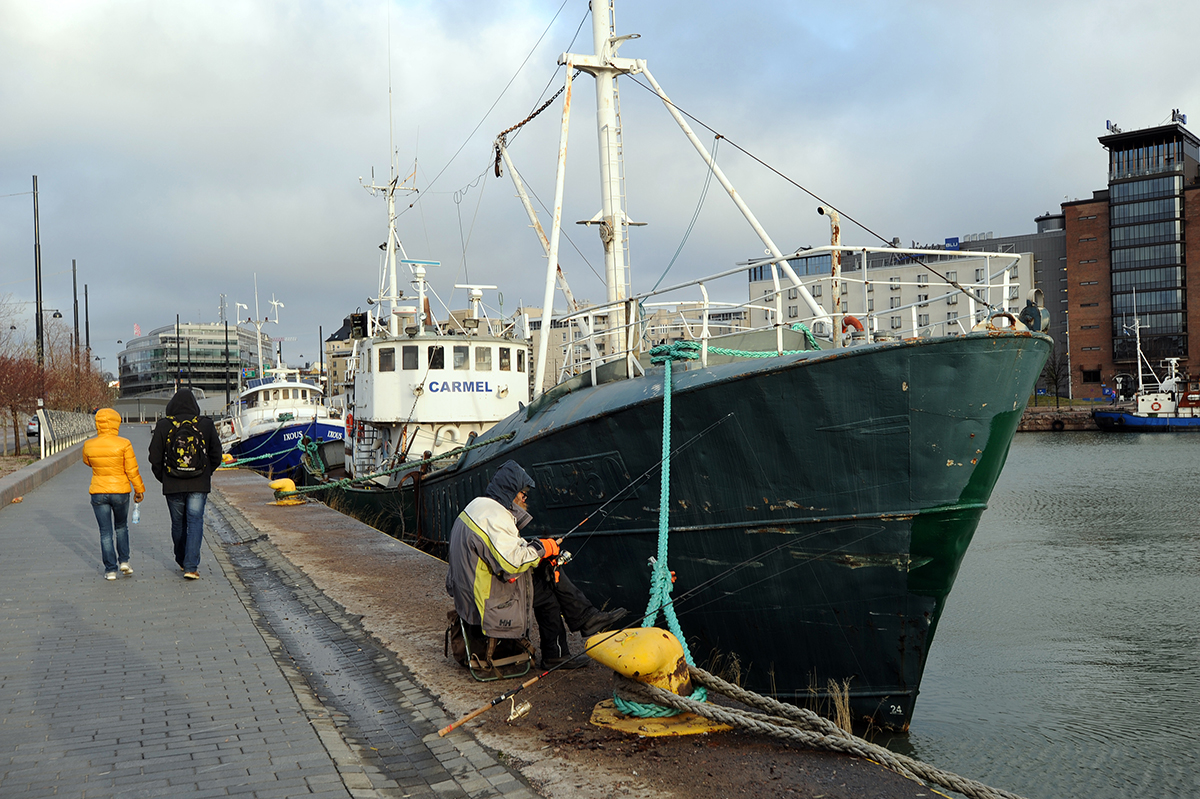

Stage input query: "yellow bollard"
[
  {"left": 587, "top": 627, "right": 730, "bottom": 737},
  {"left": 267, "top": 478, "right": 304, "bottom": 506}
]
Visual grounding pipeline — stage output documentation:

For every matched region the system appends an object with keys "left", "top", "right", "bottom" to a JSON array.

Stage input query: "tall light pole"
[
  {"left": 72, "top": 260, "right": 80, "bottom": 405},
  {"left": 32, "top": 176, "right": 44, "bottom": 404}
]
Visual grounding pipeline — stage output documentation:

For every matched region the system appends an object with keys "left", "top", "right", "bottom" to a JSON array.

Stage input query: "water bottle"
[{"left": 131, "top": 502, "right": 140, "bottom": 525}]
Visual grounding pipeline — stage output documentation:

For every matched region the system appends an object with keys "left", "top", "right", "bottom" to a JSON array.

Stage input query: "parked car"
[{"left": 26, "top": 417, "right": 38, "bottom": 438}]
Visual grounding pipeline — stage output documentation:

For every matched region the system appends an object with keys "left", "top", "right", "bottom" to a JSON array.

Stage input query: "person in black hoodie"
[{"left": 148, "top": 389, "right": 223, "bottom": 579}]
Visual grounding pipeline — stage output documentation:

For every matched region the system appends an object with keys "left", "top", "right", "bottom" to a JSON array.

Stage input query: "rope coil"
[{"left": 614, "top": 667, "right": 1028, "bottom": 799}]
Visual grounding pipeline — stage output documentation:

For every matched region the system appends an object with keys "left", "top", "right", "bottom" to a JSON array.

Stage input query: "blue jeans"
[
  {"left": 165, "top": 492, "right": 208, "bottom": 571},
  {"left": 90, "top": 493, "right": 131, "bottom": 574}
]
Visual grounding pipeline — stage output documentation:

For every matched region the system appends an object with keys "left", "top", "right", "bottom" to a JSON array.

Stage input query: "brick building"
[{"left": 1065, "top": 119, "right": 1200, "bottom": 399}]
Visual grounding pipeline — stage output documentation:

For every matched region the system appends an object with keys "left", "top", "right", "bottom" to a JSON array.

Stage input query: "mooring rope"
[
  {"left": 614, "top": 667, "right": 1028, "bottom": 799},
  {"left": 614, "top": 341, "right": 710, "bottom": 718},
  {"left": 272, "top": 431, "right": 517, "bottom": 498}
]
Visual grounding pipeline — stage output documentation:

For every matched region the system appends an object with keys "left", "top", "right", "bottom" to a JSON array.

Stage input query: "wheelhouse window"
[
  {"left": 517, "top": 349, "right": 525, "bottom": 372},
  {"left": 475, "top": 347, "right": 492, "bottom": 371},
  {"left": 378, "top": 347, "right": 396, "bottom": 372},
  {"left": 453, "top": 345, "right": 469, "bottom": 370},
  {"left": 499, "top": 347, "right": 511, "bottom": 371},
  {"left": 428, "top": 345, "right": 445, "bottom": 369},
  {"left": 402, "top": 345, "right": 418, "bottom": 370}
]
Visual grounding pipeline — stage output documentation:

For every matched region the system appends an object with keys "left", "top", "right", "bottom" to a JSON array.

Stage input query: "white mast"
[{"left": 591, "top": 2, "right": 629, "bottom": 346}]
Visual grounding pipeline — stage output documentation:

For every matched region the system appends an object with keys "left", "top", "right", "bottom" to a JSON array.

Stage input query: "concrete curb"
[{"left": 0, "top": 442, "right": 86, "bottom": 510}]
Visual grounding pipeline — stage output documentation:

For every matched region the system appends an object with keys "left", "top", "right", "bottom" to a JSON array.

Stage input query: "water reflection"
[{"left": 893, "top": 432, "right": 1200, "bottom": 799}]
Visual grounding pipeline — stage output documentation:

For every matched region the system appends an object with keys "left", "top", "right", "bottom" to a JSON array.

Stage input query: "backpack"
[{"left": 165, "top": 416, "right": 208, "bottom": 479}]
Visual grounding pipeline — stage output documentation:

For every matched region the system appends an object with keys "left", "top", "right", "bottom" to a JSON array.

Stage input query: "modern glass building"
[
  {"left": 117, "top": 322, "right": 276, "bottom": 399},
  {"left": 1066, "top": 118, "right": 1200, "bottom": 398}
]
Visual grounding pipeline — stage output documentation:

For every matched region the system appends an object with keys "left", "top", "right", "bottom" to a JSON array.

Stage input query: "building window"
[
  {"left": 867, "top": 298, "right": 874, "bottom": 311},
  {"left": 402, "top": 345, "right": 418, "bottom": 370},
  {"left": 841, "top": 283, "right": 848, "bottom": 295},
  {"left": 947, "top": 312, "right": 959, "bottom": 321},
  {"left": 890, "top": 316, "right": 902, "bottom": 330},
  {"left": 947, "top": 293, "right": 958, "bottom": 305},
  {"left": 428, "top": 345, "right": 445, "bottom": 369},
  {"left": 786, "top": 288, "right": 798, "bottom": 300},
  {"left": 812, "top": 284, "right": 822, "bottom": 297},
  {"left": 917, "top": 274, "right": 928, "bottom": 287},
  {"left": 1082, "top": 369, "right": 1101, "bottom": 383},
  {"left": 378, "top": 347, "right": 395, "bottom": 372},
  {"left": 917, "top": 294, "right": 929, "bottom": 306},
  {"left": 918, "top": 313, "right": 930, "bottom": 326},
  {"left": 867, "top": 282, "right": 874, "bottom": 293},
  {"left": 841, "top": 301, "right": 848, "bottom": 313},
  {"left": 889, "top": 277, "right": 901, "bottom": 290},
  {"left": 787, "top": 305, "right": 799, "bottom": 318},
  {"left": 1081, "top": 346, "right": 1101, "bottom": 351},
  {"left": 946, "top": 270, "right": 957, "bottom": 282},
  {"left": 1008, "top": 286, "right": 1020, "bottom": 300},
  {"left": 975, "top": 268, "right": 986, "bottom": 282},
  {"left": 1080, "top": 324, "right": 1099, "bottom": 330}
]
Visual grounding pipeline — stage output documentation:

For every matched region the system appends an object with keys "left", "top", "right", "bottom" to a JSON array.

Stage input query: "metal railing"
[
  {"left": 36, "top": 409, "right": 97, "bottom": 459},
  {"left": 545, "top": 246, "right": 1024, "bottom": 382}
]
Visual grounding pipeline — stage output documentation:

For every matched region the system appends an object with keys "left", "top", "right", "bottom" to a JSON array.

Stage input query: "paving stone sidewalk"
[{"left": 0, "top": 425, "right": 538, "bottom": 799}]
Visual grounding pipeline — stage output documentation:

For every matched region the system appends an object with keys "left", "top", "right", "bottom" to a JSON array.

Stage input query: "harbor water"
[{"left": 892, "top": 431, "right": 1200, "bottom": 798}]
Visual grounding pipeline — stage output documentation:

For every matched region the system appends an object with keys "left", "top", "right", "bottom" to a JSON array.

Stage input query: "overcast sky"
[{"left": 2, "top": 0, "right": 1198, "bottom": 372}]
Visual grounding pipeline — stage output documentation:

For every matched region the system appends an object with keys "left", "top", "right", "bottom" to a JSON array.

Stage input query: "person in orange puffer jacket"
[{"left": 82, "top": 408, "right": 146, "bottom": 580}]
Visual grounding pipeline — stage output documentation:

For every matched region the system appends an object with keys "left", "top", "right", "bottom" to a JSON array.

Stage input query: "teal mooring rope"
[
  {"left": 612, "top": 335, "right": 819, "bottom": 716},
  {"left": 613, "top": 340, "right": 711, "bottom": 718}
]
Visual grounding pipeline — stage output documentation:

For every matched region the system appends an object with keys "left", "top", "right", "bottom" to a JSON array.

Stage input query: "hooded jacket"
[
  {"left": 445, "top": 461, "right": 551, "bottom": 639},
  {"left": 81, "top": 409, "right": 146, "bottom": 495},
  {"left": 148, "top": 389, "right": 223, "bottom": 494}
]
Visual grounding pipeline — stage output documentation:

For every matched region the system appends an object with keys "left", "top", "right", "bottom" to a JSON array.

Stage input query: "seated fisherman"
[
  {"left": 445, "top": 460, "right": 625, "bottom": 670},
  {"left": 514, "top": 505, "right": 626, "bottom": 668}
]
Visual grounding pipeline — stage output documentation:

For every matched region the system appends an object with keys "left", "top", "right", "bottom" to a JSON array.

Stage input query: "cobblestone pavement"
[{"left": 0, "top": 425, "right": 538, "bottom": 799}]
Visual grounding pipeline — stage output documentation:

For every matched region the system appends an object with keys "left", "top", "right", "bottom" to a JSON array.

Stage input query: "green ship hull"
[{"left": 306, "top": 330, "right": 1050, "bottom": 730}]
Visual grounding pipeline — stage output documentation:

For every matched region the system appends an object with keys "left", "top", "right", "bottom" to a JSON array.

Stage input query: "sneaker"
[
  {"left": 119, "top": 562, "right": 133, "bottom": 575},
  {"left": 183, "top": 571, "right": 199, "bottom": 580},
  {"left": 105, "top": 572, "right": 117, "bottom": 581},
  {"left": 541, "top": 654, "right": 589, "bottom": 670},
  {"left": 580, "top": 607, "right": 628, "bottom": 637}
]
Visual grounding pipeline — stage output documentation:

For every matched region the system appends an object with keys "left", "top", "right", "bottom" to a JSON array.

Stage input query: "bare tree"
[
  {"left": 0, "top": 355, "right": 40, "bottom": 455},
  {"left": 1041, "top": 346, "right": 1069, "bottom": 409}
]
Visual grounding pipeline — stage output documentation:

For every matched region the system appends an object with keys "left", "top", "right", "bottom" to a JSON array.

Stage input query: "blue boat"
[
  {"left": 220, "top": 369, "right": 345, "bottom": 476},
  {"left": 1093, "top": 317, "right": 1200, "bottom": 431}
]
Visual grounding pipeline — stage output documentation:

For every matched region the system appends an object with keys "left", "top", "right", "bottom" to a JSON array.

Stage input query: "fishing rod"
[
  {"left": 439, "top": 523, "right": 891, "bottom": 736},
  {"left": 551, "top": 412, "right": 733, "bottom": 551},
  {"left": 437, "top": 622, "right": 633, "bottom": 737}
]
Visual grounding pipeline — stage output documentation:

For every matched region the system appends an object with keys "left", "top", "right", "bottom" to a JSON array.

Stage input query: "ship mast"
[{"left": 590, "top": 1, "right": 631, "bottom": 352}]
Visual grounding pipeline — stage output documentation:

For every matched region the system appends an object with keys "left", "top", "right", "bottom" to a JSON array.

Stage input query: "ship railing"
[{"left": 549, "top": 246, "right": 1023, "bottom": 380}]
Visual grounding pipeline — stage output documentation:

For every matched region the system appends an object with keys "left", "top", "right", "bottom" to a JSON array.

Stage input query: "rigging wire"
[
  {"left": 624, "top": 74, "right": 994, "bottom": 309},
  {"left": 651, "top": 135, "right": 721, "bottom": 293},
  {"left": 397, "top": 0, "right": 574, "bottom": 219},
  {"left": 452, "top": 173, "right": 488, "bottom": 285}
]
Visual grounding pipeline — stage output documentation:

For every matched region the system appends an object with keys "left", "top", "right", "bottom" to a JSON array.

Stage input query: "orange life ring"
[
  {"left": 345, "top": 412, "right": 354, "bottom": 436},
  {"left": 842, "top": 314, "right": 865, "bottom": 333},
  {"left": 1151, "top": 402, "right": 1162, "bottom": 411}
]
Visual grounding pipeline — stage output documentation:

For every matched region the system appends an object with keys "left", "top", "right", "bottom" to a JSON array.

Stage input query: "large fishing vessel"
[{"left": 302, "top": 2, "right": 1051, "bottom": 730}]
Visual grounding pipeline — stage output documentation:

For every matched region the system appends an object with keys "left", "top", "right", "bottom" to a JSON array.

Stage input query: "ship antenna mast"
[{"left": 361, "top": 12, "right": 417, "bottom": 338}]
